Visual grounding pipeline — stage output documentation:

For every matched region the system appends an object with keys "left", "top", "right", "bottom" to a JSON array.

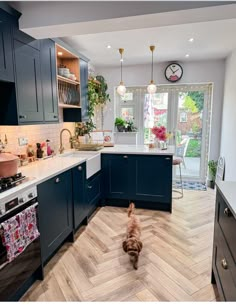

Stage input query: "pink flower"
[{"left": 152, "top": 125, "right": 167, "bottom": 141}]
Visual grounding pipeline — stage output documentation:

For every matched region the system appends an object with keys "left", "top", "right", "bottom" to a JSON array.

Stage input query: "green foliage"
[
  {"left": 208, "top": 160, "right": 218, "bottom": 181},
  {"left": 87, "top": 75, "right": 110, "bottom": 132},
  {"left": 115, "top": 117, "right": 126, "bottom": 126},
  {"left": 187, "top": 91, "right": 204, "bottom": 112},
  {"left": 192, "top": 122, "right": 200, "bottom": 133},
  {"left": 176, "top": 130, "right": 182, "bottom": 145},
  {"left": 183, "top": 96, "right": 198, "bottom": 113},
  {"left": 185, "top": 139, "right": 201, "bottom": 157}
]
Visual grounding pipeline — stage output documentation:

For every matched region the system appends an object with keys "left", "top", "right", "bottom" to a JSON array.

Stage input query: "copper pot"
[{"left": 0, "top": 153, "right": 19, "bottom": 178}]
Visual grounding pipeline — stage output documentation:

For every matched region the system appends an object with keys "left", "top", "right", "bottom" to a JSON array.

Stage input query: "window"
[{"left": 179, "top": 112, "right": 187, "bottom": 123}]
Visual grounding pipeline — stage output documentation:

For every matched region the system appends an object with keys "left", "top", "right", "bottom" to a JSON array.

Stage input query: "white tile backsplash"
[{"left": 0, "top": 121, "right": 75, "bottom": 156}]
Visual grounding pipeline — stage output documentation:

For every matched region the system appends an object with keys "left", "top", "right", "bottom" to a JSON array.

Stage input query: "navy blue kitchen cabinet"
[
  {"left": 102, "top": 154, "right": 172, "bottom": 211},
  {"left": 102, "top": 154, "right": 131, "bottom": 199},
  {"left": 37, "top": 170, "right": 73, "bottom": 264},
  {"left": 0, "top": 23, "right": 14, "bottom": 82},
  {"left": 87, "top": 172, "right": 102, "bottom": 216},
  {"left": 13, "top": 37, "right": 44, "bottom": 123},
  {"left": 72, "top": 163, "right": 102, "bottom": 231},
  {"left": 130, "top": 155, "right": 172, "bottom": 203},
  {"left": 40, "top": 39, "right": 59, "bottom": 122},
  {"left": 72, "top": 163, "right": 88, "bottom": 230}
]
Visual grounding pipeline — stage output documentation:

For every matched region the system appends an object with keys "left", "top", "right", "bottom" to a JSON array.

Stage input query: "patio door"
[
  {"left": 142, "top": 84, "right": 212, "bottom": 182},
  {"left": 169, "top": 84, "right": 212, "bottom": 182}
]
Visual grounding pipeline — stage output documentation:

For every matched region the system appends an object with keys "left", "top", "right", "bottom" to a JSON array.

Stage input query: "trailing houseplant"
[
  {"left": 208, "top": 160, "right": 218, "bottom": 189},
  {"left": 88, "top": 75, "right": 110, "bottom": 130}
]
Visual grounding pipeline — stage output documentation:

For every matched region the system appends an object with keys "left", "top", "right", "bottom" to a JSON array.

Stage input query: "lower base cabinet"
[
  {"left": 72, "top": 163, "right": 101, "bottom": 230},
  {"left": 212, "top": 187, "right": 236, "bottom": 301},
  {"left": 102, "top": 154, "right": 172, "bottom": 212},
  {"left": 37, "top": 170, "right": 73, "bottom": 264}
]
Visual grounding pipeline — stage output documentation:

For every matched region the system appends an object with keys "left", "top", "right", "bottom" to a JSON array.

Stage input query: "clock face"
[{"left": 165, "top": 63, "right": 183, "bottom": 82}]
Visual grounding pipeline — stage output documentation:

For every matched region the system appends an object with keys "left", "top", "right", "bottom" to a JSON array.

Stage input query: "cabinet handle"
[
  {"left": 224, "top": 207, "right": 232, "bottom": 217},
  {"left": 78, "top": 166, "right": 83, "bottom": 171},
  {"left": 54, "top": 115, "right": 58, "bottom": 118},
  {"left": 55, "top": 177, "right": 60, "bottom": 183},
  {"left": 165, "top": 157, "right": 171, "bottom": 160},
  {"left": 19, "top": 115, "right": 27, "bottom": 119},
  {"left": 221, "top": 258, "right": 228, "bottom": 270},
  {"left": 123, "top": 155, "right": 128, "bottom": 159},
  {"left": 88, "top": 185, "right": 92, "bottom": 189}
]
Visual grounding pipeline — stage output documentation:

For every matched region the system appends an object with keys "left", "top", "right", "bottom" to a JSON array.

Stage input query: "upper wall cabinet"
[
  {"left": 40, "top": 39, "right": 58, "bottom": 122},
  {"left": 0, "top": 23, "right": 14, "bottom": 82},
  {"left": 13, "top": 32, "right": 44, "bottom": 123}
]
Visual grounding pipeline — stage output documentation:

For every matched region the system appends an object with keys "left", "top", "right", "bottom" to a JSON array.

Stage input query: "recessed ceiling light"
[
  {"left": 107, "top": 45, "right": 111, "bottom": 49},
  {"left": 185, "top": 54, "right": 190, "bottom": 58},
  {"left": 188, "top": 38, "right": 194, "bottom": 42},
  {"left": 58, "top": 52, "right": 63, "bottom": 56}
]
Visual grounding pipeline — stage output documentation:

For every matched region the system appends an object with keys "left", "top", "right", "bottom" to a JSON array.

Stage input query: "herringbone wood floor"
[{"left": 22, "top": 189, "right": 219, "bottom": 301}]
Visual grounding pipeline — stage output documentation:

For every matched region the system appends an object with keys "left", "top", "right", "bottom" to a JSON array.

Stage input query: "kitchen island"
[{"left": 101, "top": 145, "right": 174, "bottom": 212}]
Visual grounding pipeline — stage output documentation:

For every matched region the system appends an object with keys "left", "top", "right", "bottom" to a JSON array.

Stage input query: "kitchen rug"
[{"left": 173, "top": 181, "right": 207, "bottom": 191}]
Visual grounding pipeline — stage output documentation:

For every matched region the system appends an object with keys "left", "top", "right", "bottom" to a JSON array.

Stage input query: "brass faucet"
[{"left": 59, "top": 128, "right": 73, "bottom": 154}]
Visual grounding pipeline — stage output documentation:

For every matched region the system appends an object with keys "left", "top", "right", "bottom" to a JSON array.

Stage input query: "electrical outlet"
[{"left": 18, "top": 137, "right": 28, "bottom": 146}]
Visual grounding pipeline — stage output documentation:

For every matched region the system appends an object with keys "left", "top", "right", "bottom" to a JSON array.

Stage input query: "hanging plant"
[{"left": 88, "top": 75, "right": 110, "bottom": 129}]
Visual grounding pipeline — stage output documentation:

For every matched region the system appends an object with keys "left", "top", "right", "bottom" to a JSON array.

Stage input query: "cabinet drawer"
[
  {"left": 87, "top": 174, "right": 101, "bottom": 205},
  {"left": 217, "top": 192, "right": 236, "bottom": 262},
  {"left": 214, "top": 224, "right": 236, "bottom": 301}
]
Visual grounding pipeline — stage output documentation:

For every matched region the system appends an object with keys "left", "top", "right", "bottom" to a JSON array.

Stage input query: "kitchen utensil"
[{"left": 0, "top": 153, "right": 19, "bottom": 177}]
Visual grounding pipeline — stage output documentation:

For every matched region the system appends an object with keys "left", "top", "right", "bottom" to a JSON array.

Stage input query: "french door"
[
  {"left": 115, "top": 84, "right": 212, "bottom": 182},
  {"left": 144, "top": 84, "right": 212, "bottom": 182}
]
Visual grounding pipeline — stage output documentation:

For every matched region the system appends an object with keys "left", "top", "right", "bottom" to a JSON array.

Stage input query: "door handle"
[
  {"left": 221, "top": 258, "right": 228, "bottom": 270},
  {"left": 123, "top": 155, "right": 128, "bottom": 159},
  {"left": 19, "top": 115, "right": 27, "bottom": 119},
  {"left": 224, "top": 207, "right": 232, "bottom": 217},
  {"left": 88, "top": 185, "right": 92, "bottom": 189}
]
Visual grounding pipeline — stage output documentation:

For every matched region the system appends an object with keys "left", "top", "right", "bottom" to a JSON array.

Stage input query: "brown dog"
[{"left": 122, "top": 203, "right": 142, "bottom": 270}]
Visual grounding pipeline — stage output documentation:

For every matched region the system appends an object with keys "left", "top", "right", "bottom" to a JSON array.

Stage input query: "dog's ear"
[
  {"left": 137, "top": 241, "right": 143, "bottom": 252},
  {"left": 122, "top": 240, "right": 128, "bottom": 252}
]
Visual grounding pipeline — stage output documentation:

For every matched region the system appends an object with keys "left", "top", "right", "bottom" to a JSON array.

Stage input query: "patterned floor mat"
[{"left": 173, "top": 181, "right": 207, "bottom": 191}]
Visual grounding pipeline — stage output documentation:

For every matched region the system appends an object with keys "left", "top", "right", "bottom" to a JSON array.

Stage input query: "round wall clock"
[{"left": 165, "top": 63, "right": 183, "bottom": 82}]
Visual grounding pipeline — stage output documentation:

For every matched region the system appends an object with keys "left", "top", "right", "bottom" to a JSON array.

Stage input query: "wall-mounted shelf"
[
  {"left": 57, "top": 75, "right": 80, "bottom": 86},
  {"left": 59, "top": 103, "right": 81, "bottom": 109}
]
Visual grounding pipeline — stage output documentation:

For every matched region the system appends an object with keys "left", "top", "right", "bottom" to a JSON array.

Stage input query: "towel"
[{"left": 0, "top": 205, "right": 40, "bottom": 264}]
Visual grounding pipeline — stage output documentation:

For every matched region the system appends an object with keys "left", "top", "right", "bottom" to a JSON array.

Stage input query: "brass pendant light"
[
  {"left": 147, "top": 45, "right": 157, "bottom": 94},
  {"left": 117, "top": 48, "right": 126, "bottom": 96}
]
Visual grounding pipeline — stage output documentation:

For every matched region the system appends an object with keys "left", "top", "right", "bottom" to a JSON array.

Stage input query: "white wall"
[
  {"left": 97, "top": 59, "right": 225, "bottom": 160},
  {"left": 220, "top": 50, "right": 236, "bottom": 181}
]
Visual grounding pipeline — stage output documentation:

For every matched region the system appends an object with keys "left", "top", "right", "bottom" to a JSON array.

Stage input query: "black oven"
[{"left": 0, "top": 188, "right": 43, "bottom": 301}]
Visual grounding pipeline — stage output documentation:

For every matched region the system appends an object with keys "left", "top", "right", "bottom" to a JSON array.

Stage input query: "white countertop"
[
  {"left": 216, "top": 180, "right": 236, "bottom": 218},
  {"left": 101, "top": 145, "right": 175, "bottom": 155},
  {"left": 0, "top": 145, "right": 174, "bottom": 202}
]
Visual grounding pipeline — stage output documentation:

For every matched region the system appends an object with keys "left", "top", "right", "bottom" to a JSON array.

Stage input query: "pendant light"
[
  {"left": 147, "top": 45, "right": 157, "bottom": 94},
  {"left": 117, "top": 48, "right": 126, "bottom": 96}
]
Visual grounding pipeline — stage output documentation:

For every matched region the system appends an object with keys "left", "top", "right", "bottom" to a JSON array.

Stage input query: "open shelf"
[
  {"left": 59, "top": 103, "right": 81, "bottom": 109},
  {"left": 57, "top": 75, "right": 80, "bottom": 85}
]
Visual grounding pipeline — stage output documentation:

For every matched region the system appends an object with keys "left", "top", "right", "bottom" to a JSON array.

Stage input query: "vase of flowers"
[{"left": 151, "top": 126, "right": 169, "bottom": 150}]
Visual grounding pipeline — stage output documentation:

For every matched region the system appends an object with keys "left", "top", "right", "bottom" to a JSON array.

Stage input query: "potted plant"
[
  {"left": 115, "top": 117, "right": 126, "bottom": 132},
  {"left": 126, "top": 120, "right": 137, "bottom": 132},
  {"left": 208, "top": 160, "right": 218, "bottom": 189}
]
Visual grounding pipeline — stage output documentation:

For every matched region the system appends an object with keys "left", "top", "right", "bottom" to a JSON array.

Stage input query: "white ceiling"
[{"left": 63, "top": 18, "right": 236, "bottom": 67}]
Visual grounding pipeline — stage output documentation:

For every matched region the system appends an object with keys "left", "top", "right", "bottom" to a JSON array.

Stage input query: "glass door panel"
[
  {"left": 174, "top": 90, "right": 206, "bottom": 181},
  {"left": 144, "top": 92, "right": 169, "bottom": 144}
]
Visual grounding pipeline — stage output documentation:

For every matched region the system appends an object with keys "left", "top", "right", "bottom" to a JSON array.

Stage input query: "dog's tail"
[{"left": 128, "top": 202, "right": 135, "bottom": 217}]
